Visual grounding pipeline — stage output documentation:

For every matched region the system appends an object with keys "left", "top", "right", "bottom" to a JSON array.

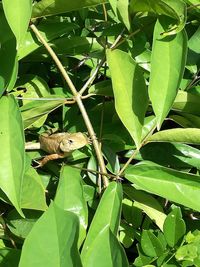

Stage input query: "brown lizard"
[{"left": 25, "top": 130, "right": 89, "bottom": 167}]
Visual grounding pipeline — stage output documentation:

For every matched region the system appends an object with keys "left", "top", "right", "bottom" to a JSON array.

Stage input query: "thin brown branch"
[
  {"left": 30, "top": 23, "right": 109, "bottom": 187},
  {"left": 79, "top": 57, "right": 106, "bottom": 96},
  {"left": 117, "top": 149, "right": 140, "bottom": 177},
  {"left": 70, "top": 164, "right": 118, "bottom": 180}
]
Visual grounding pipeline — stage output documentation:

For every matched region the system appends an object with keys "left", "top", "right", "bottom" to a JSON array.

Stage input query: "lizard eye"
[{"left": 68, "top": 139, "right": 74, "bottom": 145}]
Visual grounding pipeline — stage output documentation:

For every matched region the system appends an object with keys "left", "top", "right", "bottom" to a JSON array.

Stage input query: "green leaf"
[
  {"left": 21, "top": 163, "right": 47, "bottom": 211},
  {"left": 0, "top": 96, "right": 24, "bottom": 216},
  {"left": 107, "top": 49, "right": 148, "bottom": 148},
  {"left": 32, "top": 0, "right": 107, "bottom": 18},
  {"left": 0, "top": 248, "right": 21, "bottom": 267},
  {"left": 125, "top": 162, "right": 200, "bottom": 211},
  {"left": 0, "top": 8, "right": 17, "bottom": 93},
  {"left": 54, "top": 166, "right": 88, "bottom": 247},
  {"left": 163, "top": 207, "right": 186, "bottom": 247},
  {"left": 2, "top": 0, "right": 32, "bottom": 45},
  {"left": 89, "top": 80, "right": 113, "bottom": 96},
  {"left": 137, "top": 142, "right": 200, "bottom": 169},
  {"left": 147, "top": 128, "right": 200, "bottom": 145},
  {"left": 141, "top": 230, "right": 164, "bottom": 257},
  {"left": 149, "top": 17, "right": 187, "bottom": 129},
  {"left": 82, "top": 226, "right": 129, "bottom": 267},
  {"left": 117, "top": 0, "right": 131, "bottom": 31},
  {"left": 81, "top": 182, "right": 123, "bottom": 262},
  {"left": 187, "top": 26, "right": 200, "bottom": 69},
  {"left": 19, "top": 202, "right": 82, "bottom": 267},
  {"left": 6, "top": 209, "right": 42, "bottom": 239},
  {"left": 27, "top": 36, "right": 102, "bottom": 60},
  {"left": 130, "top": 0, "right": 187, "bottom": 35},
  {"left": 20, "top": 97, "right": 66, "bottom": 129},
  {"left": 18, "top": 21, "right": 78, "bottom": 60},
  {"left": 123, "top": 185, "right": 166, "bottom": 231},
  {"left": 119, "top": 221, "right": 135, "bottom": 248},
  {"left": 172, "top": 90, "right": 200, "bottom": 116}
]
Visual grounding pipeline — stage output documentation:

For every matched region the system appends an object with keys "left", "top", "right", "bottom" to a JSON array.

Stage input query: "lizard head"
[{"left": 59, "top": 132, "right": 89, "bottom": 153}]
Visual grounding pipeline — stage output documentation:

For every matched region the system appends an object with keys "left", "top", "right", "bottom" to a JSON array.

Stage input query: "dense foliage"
[{"left": 0, "top": 0, "right": 200, "bottom": 266}]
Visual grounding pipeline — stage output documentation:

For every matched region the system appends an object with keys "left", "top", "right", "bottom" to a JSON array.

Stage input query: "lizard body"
[{"left": 25, "top": 131, "right": 89, "bottom": 166}]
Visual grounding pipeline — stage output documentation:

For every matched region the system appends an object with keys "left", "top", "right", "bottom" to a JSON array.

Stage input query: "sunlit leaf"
[
  {"left": 125, "top": 162, "right": 200, "bottom": 211},
  {"left": 2, "top": 0, "right": 32, "bottom": 45},
  {"left": 0, "top": 96, "right": 24, "bottom": 216},
  {"left": 149, "top": 17, "right": 187, "bottom": 128},
  {"left": 107, "top": 49, "right": 148, "bottom": 148},
  {"left": 19, "top": 202, "right": 82, "bottom": 267}
]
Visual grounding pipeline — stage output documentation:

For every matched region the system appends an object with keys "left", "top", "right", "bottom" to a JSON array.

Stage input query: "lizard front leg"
[{"left": 35, "top": 153, "right": 65, "bottom": 168}]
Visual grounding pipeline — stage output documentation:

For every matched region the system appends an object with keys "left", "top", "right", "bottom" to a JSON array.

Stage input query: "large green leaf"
[
  {"left": 107, "top": 49, "right": 148, "bottom": 148},
  {"left": 19, "top": 202, "right": 82, "bottom": 267},
  {"left": 81, "top": 182, "right": 123, "bottom": 262},
  {"left": 147, "top": 128, "right": 200, "bottom": 144},
  {"left": 2, "top": 0, "right": 32, "bottom": 45},
  {"left": 125, "top": 162, "right": 200, "bottom": 211},
  {"left": 82, "top": 226, "right": 129, "bottom": 267},
  {"left": 0, "top": 96, "right": 24, "bottom": 216},
  {"left": 55, "top": 166, "right": 88, "bottom": 247},
  {"left": 130, "top": 0, "right": 187, "bottom": 35},
  {"left": 0, "top": 8, "right": 17, "bottom": 94},
  {"left": 149, "top": 17, "right": 187, "bottom": 129},
  {"left": 32, "top": 0, "right": 107, "bottom": 18}
]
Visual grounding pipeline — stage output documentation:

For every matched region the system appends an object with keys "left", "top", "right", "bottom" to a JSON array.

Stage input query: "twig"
[
  {"left": 70, "top": 164, "right": 118, "bottom": 180},
  {"left": 117, "top": 149, "right": 140, "bottom": 177},
  {"left": 110, "top": 28, "right": 126, "bottom": 50},
  {"left": 187, "top": 4, "right": 200, "bottom": 10},
  {"left": 111, "top": 28, "right": 141, "bottom": 50},
  {"left": 16, "top": 96, "right": 75, "bottom": 104},
  {"left": 79, "top": 57, "right": 106, "bottom": 96},
  {"left": 102, "top": 3, "right": 108, "bottom": 22},
  {"left": 30, "top": 23, "right": 109, "bottom": 187},
  {"left": 117, "top": 125, "right": 157, "bottom": 177}
]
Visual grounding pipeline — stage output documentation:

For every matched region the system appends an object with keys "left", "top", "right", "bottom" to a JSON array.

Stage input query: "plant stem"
[
  {"left": 117, "top": 149, "right": 140, "bottom": 177},
  {"left": 30, "top": 23, "right": 109, "bottom": 187},
  {"left": 79, "top": 57, "right": 106, "bottom": 96}
]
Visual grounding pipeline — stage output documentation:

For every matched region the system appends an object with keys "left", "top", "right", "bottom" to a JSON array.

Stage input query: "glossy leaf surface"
[
  {"left": 125, "top": 162, "right": 200, "bottom": 211},
  {"left": 141, "top": 230, "right": 164, "bottom": 257},
  {"left": 130, "top": 0, "right": 186, "bottom": 35},
  {"left": 2, "top": 0, "right": 32, "bottom": 45},
  {"left": 0, "top": 8, "right": 17, "bottom": 93},
  {"left": 81, "top": 182, "right": 123, "bottom": 262},
  {"left": 149, "top": 17, "right": 187, "bottom": 128},
  {"left": 137, "top": 142, "right": 200, "bottom": 169},
  {"left": 55, "top": 166, "right": 88, "bottom": 247},
  {"left": 163, "top": 207, "right": 186, "bottom": 247},
  {"left": 19, "top": 202, "right": 82, "bottom": 267},
  {"left": 0, "top": 96, "right": 24, "bottom": 215},
  {"left": 82, "top": 226, "right": 129, "bottom": 267},
  {"left": 148, "top": 128, "right": 200, "bottom": 144},
  {"left": 107, "top": 49, "right": 148, "bottom": 148},
  {"left": 123, "top": 185, "right": 166, "bottom": 230},
  {"left": 32, "top": 0, "right": 107, "bottom": 18}
]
